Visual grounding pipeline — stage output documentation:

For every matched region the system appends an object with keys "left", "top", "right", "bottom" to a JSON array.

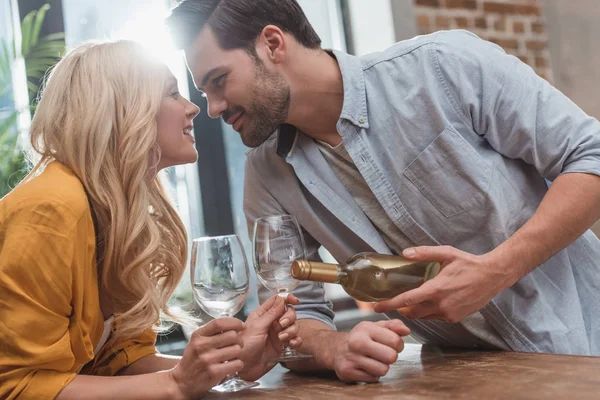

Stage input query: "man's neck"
[{"left": 286, "top": 50, "right": 344, "bottom": 147}]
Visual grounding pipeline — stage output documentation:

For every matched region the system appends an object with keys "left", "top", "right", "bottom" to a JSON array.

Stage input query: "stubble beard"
[{"left": 241, "top": 61, "right": 291, "bottom": 148}]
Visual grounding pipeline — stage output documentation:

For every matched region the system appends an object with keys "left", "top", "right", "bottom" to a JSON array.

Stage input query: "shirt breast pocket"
[{"left": 403, "top": 125, "right": 492, "bottom": 217}]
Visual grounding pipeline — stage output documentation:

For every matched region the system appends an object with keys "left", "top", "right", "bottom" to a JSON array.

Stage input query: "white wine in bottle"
[{"left": 291, "top": 252, "right": 440, "bottom": 302}]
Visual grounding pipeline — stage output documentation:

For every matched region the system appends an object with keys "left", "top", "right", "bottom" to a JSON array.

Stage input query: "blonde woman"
[{"left": 0, "top": 41, "right": 302, "bottom": 400}]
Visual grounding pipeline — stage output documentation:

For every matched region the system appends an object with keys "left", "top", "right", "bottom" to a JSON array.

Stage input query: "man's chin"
[{"left": 240, "top": 130, "right": 271, "bottom": 148}]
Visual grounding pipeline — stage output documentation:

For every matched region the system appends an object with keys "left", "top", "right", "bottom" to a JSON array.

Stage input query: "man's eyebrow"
[{"left": 199, "top": 67, "right": 224, "bottom": 89}]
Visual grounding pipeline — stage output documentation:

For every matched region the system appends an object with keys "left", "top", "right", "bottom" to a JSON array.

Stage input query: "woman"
[{"left": 0, "top": 41, "right": 302, "bottom": 399}]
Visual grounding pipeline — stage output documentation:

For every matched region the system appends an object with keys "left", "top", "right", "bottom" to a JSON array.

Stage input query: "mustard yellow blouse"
[{"left": 0, "top": 162, "right": 157, "bottom": 400}]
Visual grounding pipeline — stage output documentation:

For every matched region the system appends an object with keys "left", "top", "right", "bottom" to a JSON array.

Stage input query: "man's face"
[{"left": 185, "top": 27, "right": 290, "bottom": 148}]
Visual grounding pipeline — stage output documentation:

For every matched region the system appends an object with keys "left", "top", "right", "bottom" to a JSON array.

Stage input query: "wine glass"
[
  {"left": 190, "top": 235, "right": 259, "bottom": 393},
  {"left": 252, "top": 214, "right": 313, "bottom": 362}
]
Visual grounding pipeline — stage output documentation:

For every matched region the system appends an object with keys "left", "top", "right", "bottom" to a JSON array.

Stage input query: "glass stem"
[
  {"left": 218, "top": 313, "right": 241, "bottom": 381},
  {"left": 277, "top": 289, "right": 290, "bottom": 316},
  {"left": 277, "top": 290, "right": 294, "bottom": 351}
]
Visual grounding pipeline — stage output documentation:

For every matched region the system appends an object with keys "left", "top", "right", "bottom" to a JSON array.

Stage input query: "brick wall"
[{"left": 414, "top": 0, "right": 552, "bottom": 81}]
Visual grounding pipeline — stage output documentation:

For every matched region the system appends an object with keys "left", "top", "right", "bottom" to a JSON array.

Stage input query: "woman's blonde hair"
[{"left": 26, "top": 40, "right": 189, "bottom": 339}]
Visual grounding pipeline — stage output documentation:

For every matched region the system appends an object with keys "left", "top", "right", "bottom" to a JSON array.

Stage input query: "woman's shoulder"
[{"left": 1, "top": 162, "right": 91, "bottom": 230}]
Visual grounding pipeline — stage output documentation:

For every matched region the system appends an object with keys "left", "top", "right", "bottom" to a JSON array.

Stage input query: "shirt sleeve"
[
  {"left": 243, "top": 153, "right": 336, "bottom": 329},
  {"left": 87, "top": 328, "right": 158, "bottom": 376},
  {"left": 433, "top": 30, "right": 600, "bottom": 182},
  {"left": 0, "top": 200, "right": 81, "bottom": 400}
]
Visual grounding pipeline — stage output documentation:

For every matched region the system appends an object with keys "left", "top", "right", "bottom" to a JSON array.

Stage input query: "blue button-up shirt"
[{"left": 244, "top": 30, "right": 600, "bottom": 355}]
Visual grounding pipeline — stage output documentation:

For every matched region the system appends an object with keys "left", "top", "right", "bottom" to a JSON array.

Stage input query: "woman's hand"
[
  {"left": 238, "top": 294, "right": 302, "bottom": 381},
  {"left": 169, "top": 318, "right": 244, "bottom": 399}
]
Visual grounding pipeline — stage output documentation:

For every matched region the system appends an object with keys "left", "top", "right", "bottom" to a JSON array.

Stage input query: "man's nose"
[{"left": 206, "top": 95, "right": 228, "bottom": 119}]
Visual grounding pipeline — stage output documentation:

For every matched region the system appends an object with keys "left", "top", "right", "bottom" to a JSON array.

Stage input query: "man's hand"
[
  {"left": 238, "top": 294, "right": 301, "bottom": 381},
  {"left": 332, "top": 320, "right": 409, "bottom": 383},
  {"left": 373, "top": 246, "right": 511, "bottom": 323}
]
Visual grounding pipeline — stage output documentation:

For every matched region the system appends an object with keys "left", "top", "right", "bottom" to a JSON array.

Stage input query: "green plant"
[{"left": 0, "top": 4, "right": 65, "bottom": 198}]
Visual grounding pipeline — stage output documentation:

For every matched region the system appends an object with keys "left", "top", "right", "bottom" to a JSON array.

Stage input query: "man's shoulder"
[
  {"left": 357, "top": 30, "right": 483, "bottom": 70},
  {"left": 357, "top": 31, "right": 441, "bottom": 69}
]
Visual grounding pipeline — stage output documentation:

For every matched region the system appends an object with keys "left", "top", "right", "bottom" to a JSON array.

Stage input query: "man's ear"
[{"left": 257, "top": 25, "right": 287, "bottom": 64}]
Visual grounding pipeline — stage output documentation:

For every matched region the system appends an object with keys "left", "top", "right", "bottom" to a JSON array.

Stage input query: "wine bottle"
[{"left": 290, "top": 252, "right": 440, "bottom": 302}]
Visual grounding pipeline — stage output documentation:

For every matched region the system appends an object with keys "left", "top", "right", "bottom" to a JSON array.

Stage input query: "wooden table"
[{"left": 205, "top": 344, "right": 600, "bottom": 399}]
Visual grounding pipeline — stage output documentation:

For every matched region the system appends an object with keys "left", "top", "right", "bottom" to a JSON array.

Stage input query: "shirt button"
[{"left": 359, "top": 116, "right": 366, "bottom": 124}]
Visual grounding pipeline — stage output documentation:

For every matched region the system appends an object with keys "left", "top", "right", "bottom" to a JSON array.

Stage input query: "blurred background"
[{"left": 1, "top": 0, "right": 599, "bottom": 353}]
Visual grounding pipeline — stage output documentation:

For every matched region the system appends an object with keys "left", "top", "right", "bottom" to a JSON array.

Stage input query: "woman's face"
[{"left": 155, "top": 72, "right": 200, "bottom": 170}]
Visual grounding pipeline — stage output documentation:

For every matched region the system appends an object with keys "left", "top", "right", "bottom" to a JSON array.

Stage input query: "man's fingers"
[
  {"left": 395, "top": 306, "right": 413, "bottom": 317},
  {"left": 353, "top": 339, "right": 401, "bottom": 365},
  {"left": 374, "top": 246, "right": 461, "bottom": 314},
  {"left": 338, "top": 368, "right": 381, "bottom": 384},
  {"left": 353, "top": 355, "right": 391, "bottom": 378},
  {"left": 373, "top": 283, "right": 437, "bottom": 313},
  {"left": 402, "top": 245, "right": 460, "bottom": 262},
  {"left": 420, "top": 314, "right": 449, "bottom": 322},
  {"left": 375, "top": 319, "right": 411, "bottom": 337},
  {"left": 402, "top": 303, "right": 441, "bottom": 320}
]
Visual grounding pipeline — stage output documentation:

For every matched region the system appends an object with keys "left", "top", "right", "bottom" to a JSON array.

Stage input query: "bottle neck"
[{"left": 291, "top": 260, "right": 341, "bottom": 284}]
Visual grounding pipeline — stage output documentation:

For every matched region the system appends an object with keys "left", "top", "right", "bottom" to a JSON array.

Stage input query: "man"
[{"left": 167, "top": 0, "right": 600, "bottom": 383}]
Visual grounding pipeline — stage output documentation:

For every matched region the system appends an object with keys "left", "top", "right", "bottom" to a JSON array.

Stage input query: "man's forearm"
[
  {"left": 283, "top": 319, "right": 345, "bottom": 372},
  {"left": 488, "top": 172, "right": 600, "bottom": 284}
]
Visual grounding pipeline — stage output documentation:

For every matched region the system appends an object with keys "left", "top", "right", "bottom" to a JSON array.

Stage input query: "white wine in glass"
[
  {"left": 190, "top": 235, "right": 259, "bottom": 393},
  {"left": 252, "top": 214, "right": 313, "bottom": 362}
]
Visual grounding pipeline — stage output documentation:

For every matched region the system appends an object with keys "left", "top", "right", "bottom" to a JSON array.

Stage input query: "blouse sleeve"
[
  {"left": 0, "top": 199, "right": 83, "bottom": 400},
  {"left": 88, "top": 327, "right": 158, "bottom": 376}
]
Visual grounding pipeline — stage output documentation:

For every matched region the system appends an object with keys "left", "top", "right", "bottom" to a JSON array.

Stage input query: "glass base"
[
  {"left": 275, "top": 346, "right": 314, "bottom": 363},
  {"left": 210, "top": 376, "right": 259, "bottom": 393}
]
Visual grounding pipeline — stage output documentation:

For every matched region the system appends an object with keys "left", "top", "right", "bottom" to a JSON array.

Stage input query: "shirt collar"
[
  {"left": 276, "top": 49, "right": 369, "bottom": 158},
  {"left": 331, "top": 49, "right": 369, "bottom": 130}
]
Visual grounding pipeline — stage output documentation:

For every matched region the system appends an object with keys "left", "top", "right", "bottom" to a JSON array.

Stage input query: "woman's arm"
[
  {"left": 56, "top": 318, "right": 245, "bottom": 400},
  {"left": 118, "top": 354, "right": 180, "bottom": 375},
  {"left": 56, "top": 371, "right": 183, "bottom": 400}
]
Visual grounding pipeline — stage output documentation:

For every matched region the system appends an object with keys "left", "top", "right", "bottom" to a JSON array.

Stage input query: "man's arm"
[
  {"left": 490, "top": 172, "right": 600, "bottom": 283},
  {"left": 376, "top": 31, "right": 600, "bottom": 321},
  {"left": 284, "top": 319, "right": 341, "bottom": 372},
  {"left": 375, "top": 172, "right": 600, "bottom": 322},
  {"left": 286, "top": 318, "right": 410, "bottom": 383}
]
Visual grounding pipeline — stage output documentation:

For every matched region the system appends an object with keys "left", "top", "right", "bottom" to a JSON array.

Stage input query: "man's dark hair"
[{"left": 166, "top": 0, "right": 322, "bottom": 54}]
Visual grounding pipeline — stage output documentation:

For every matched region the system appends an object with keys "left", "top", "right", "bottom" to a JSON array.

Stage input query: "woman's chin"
[{"left": 156, "top": 152, "right": 198, "bottom": 170}]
